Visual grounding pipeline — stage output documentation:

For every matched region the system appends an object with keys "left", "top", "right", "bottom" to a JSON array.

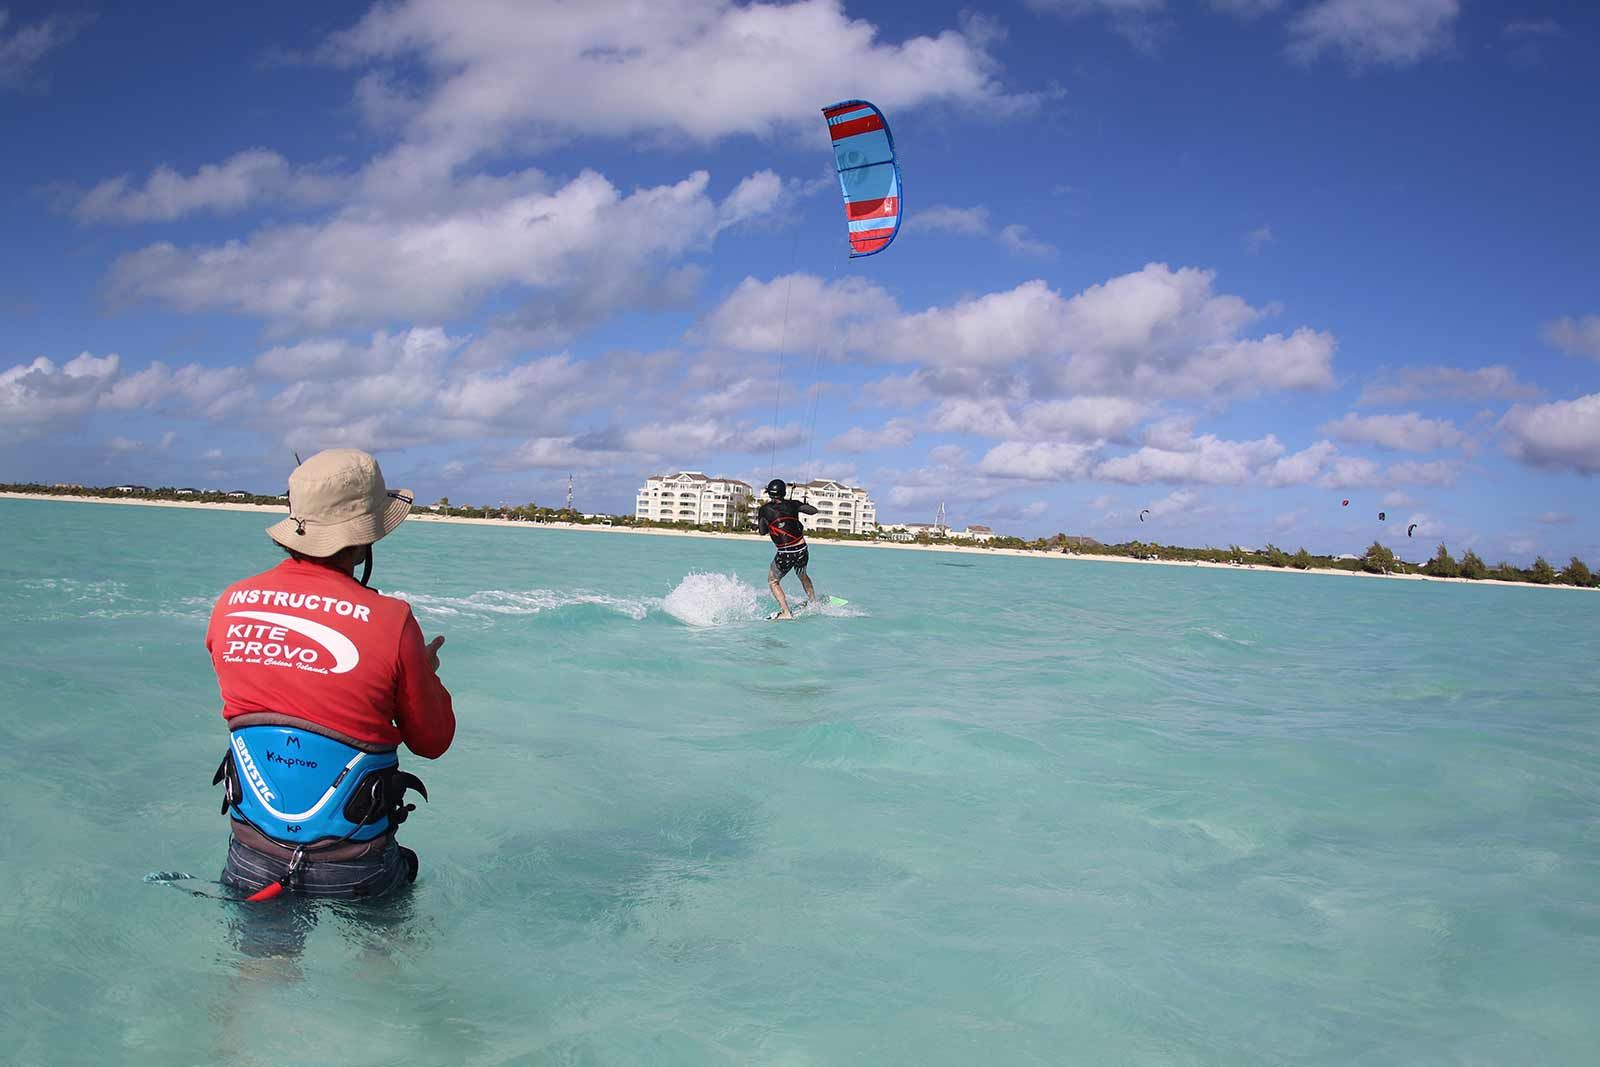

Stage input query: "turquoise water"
[{"left": 2, "top": 497, "right": 1598, "bottom": 1065}]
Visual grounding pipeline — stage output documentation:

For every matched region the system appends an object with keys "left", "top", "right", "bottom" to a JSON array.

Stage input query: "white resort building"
[
  {"left": 881, "top": 523, "right": 999, "bottom": 542},
  {"left": 635, "top": 472, "right": 753, "bottom": 527},
  {"left": 881, "top": 522, "right": 951, "bottom": 542},
  {"left": 787, "top": 479, "right": 878, "bottom": 535}
]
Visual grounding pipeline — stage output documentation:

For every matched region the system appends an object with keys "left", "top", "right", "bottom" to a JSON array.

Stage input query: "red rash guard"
[{"left": 204, "top": 557, "right": 455, "bottom": 758}]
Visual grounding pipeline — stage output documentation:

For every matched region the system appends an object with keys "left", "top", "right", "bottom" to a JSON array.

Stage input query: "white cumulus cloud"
[
  {"left": 0, "top": 353, "right": 120, "bottom": 435},
  {"left": 1095, "top": 431, "right": 1285, "bottom": 485},
  {"left": 976, "top": 440, "right": 1099, "bottom": 481},
  {"left": 1322, "top": 411, "right": 1466, "bottom": 452},
  {"left": 997, "top": 224, "right": 1057, "bottom": 259},
  {"left": 854, "top": 264, "right": 1336, "bottom": 401},
  {"left": 501, "top": 435, "right": 641, "bottom": 472},
  {"left": 1500, "top": 394, "right": 1600, "bottom": 475},
  {"left": 699, "top": 272, "right": 894, "bottom": 355},
  {"left": 75, "top": 149, "right": 346, "bottom": 223},
  {"left": 1541, "top": 315, "right": 1600, "bottom": 361},
  {"left": 1025, "top": 0, "right": 1170, "bottom": 50},
  {"left": 1356, "top": 364, "right": 1538, "bottom": 406},
  {"left": 98, "top": 361, "right": 254, "bottom": 419},
  {"left": 1212, "top": 0, "right": 1281, "bottom": 16},
  {"left": 829, "top": 418, "right": 917, "bottom": 453},
  {"left": 1260, "top": 440, "right": 1338, "bottom": 487},
  {"left": 329, "top": 0, "right": 1019, "bottom": 158},
  {"left": 716, "top": 170, "right": 787, "bottom": 233},
  {"left": 1288, "top": 0, "right": 1458, "bottom": 68},
  {"left": 917, "top": 205, "right": 991, "bottom": 236},
  {"left": 110, "top": 168, "right": 753, "bottom": 333},
  {"left": 1019, "top": 396, "right": 1145, "bottom": 441},
  {"left": 0, "top": 10, "right": 90, "bottom": 88},
  {"left": 917, "top": 204, "right": 1056, "bottom": 258},
  {"left": 1140, "top": 487, "right": 1203, "bottom": 522},
  {"left": 1319, "top": 456, "right": 1382, "bottom": 489},
  {"left": 708, "top": 264, "right": 1337, "bottom": 417},
  {"left": 1386, "top": 459, "right": 1461, "bottom": 487}
]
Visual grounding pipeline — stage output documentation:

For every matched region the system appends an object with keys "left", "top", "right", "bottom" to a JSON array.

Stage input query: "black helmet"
[{"left": 765, "top": 478, "right": 786, "bottom": 498}]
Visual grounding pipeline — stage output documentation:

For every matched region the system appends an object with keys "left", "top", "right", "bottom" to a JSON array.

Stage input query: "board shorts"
[
  {"left": 770, "top": 547, "right": 809, "bottom": 582},
  {"left": 222, "top": 832, "right": 418, "bottom": 900}
]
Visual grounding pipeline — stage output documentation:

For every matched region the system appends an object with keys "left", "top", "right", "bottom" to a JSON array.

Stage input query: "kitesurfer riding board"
[{"left": 758, "top": 478, "right": 819, "bottom": 620}]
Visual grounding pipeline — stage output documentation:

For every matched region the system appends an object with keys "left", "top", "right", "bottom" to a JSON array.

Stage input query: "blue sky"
[{"left": 2, "top": 0, "right": 1597, "bottom": 562}]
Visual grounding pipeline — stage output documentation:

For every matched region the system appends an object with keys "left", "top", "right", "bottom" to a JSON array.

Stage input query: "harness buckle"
[{"left": 284, "top": 847, "right": 306, "bottom": 892}]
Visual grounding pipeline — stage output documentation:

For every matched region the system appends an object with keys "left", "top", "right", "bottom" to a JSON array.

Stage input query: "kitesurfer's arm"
[
  {"left": 393, "top": 609, "right": 456, "bottom": 759},
  {"left": 798, "top": 502, "right": 819, "bottom": 515}
]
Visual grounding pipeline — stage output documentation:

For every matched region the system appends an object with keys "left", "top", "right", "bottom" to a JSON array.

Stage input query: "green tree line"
[{"left": 0, "top": 481, "right": 287, "bottom": 506}]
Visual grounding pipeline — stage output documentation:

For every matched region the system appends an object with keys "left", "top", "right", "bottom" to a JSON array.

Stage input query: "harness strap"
[
  {"left": 229, "top": 819, "right": 392, "bottom": 864},
  {"left": 212, "top": 752, "right": 236, "bottom": 814},
  {"left": 769, "top": 518, "right": 806, "bottom": 548}
]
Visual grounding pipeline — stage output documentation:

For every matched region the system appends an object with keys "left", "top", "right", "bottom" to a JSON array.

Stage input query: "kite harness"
[{"left": 212, "top": 723, "right": 426, "bottom": 901}]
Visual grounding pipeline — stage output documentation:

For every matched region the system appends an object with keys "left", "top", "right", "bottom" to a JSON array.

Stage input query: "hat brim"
[{"left": 266, "top": 488, "right": 413, "bottom": 556}]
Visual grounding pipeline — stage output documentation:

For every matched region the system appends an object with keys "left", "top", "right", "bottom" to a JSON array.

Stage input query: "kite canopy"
[{"left": 822, "top": 99, "right": 901, "bottom": 258}]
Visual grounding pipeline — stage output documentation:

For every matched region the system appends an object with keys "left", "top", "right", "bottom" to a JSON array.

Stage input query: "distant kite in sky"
[
  {"left": 1341, "top": 499, "right": 1349, "bottom": 507},
  {"left": 1378, "top": 511, "right": 1386, "bottom": 521},
  {"left": 1408, "top": 523, "right": 1418, "bottom": 537},
  {"left": 823, "top": 100, "right": 902, "bottom": 258},
  {"left": 1139, "top": 509, "right": 1150, "bottom": 522}
]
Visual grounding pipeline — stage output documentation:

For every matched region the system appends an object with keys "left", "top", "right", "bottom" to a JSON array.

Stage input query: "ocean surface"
[{"left": 2, "top": 496, "right": 1597, "bottom": 1066}]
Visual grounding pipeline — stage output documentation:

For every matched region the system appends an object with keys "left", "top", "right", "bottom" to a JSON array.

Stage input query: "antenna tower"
[
  {"left": 936, "top": 501, "right": 946, "bottom": 531},
  {"left": 566, "top": 474, "right": 574, "bottom": 512}
]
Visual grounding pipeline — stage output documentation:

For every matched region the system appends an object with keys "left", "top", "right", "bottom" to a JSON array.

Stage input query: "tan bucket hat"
[{"left": 267, "top": 449, "right": 413, "bottom": 556}]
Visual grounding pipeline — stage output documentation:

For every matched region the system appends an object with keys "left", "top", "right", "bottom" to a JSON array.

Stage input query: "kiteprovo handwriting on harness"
[{"left": 220, "top": 590, "right": 368, "bottom": 675}]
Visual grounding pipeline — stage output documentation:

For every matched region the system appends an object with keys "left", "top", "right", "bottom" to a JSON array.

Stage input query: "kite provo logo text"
[{"left": 221, "top": 608, "right": 362, "bottom": 675}]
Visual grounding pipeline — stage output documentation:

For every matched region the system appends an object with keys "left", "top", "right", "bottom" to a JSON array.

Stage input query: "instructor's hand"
[{"left": 426, "top": 634, "right": 445, "bottom": 673}]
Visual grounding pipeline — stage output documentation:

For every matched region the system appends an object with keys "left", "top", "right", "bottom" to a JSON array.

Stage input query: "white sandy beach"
[{"left": 2, "top": 491, "right": 1583, "bottom": 590}]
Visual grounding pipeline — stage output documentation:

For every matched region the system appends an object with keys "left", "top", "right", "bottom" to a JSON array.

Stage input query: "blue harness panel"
[{"left": 227, "top": 726, "right": 398, "bottom": 846}]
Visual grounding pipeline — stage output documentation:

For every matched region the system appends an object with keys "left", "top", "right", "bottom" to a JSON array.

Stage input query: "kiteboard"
[{"left": 767, "top": 596, "right": 849, "bottom": 621}]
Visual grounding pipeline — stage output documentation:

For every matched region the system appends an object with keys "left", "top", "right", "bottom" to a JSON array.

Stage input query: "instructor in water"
[
  {"left": 203, "top": 448, "right": 455, "bottom": 899},
  {"left": 757, "top": 478, "right": 819, "bottom": 620}
]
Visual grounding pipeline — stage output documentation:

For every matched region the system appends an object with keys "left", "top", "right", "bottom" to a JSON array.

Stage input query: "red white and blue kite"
[{"left": 822, "top": 99, "right": 902, "bottom": 258}]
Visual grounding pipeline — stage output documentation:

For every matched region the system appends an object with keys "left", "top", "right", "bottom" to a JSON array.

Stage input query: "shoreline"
[{"left": 2, "top": 491, "right": 1585, "bottom": 591}]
